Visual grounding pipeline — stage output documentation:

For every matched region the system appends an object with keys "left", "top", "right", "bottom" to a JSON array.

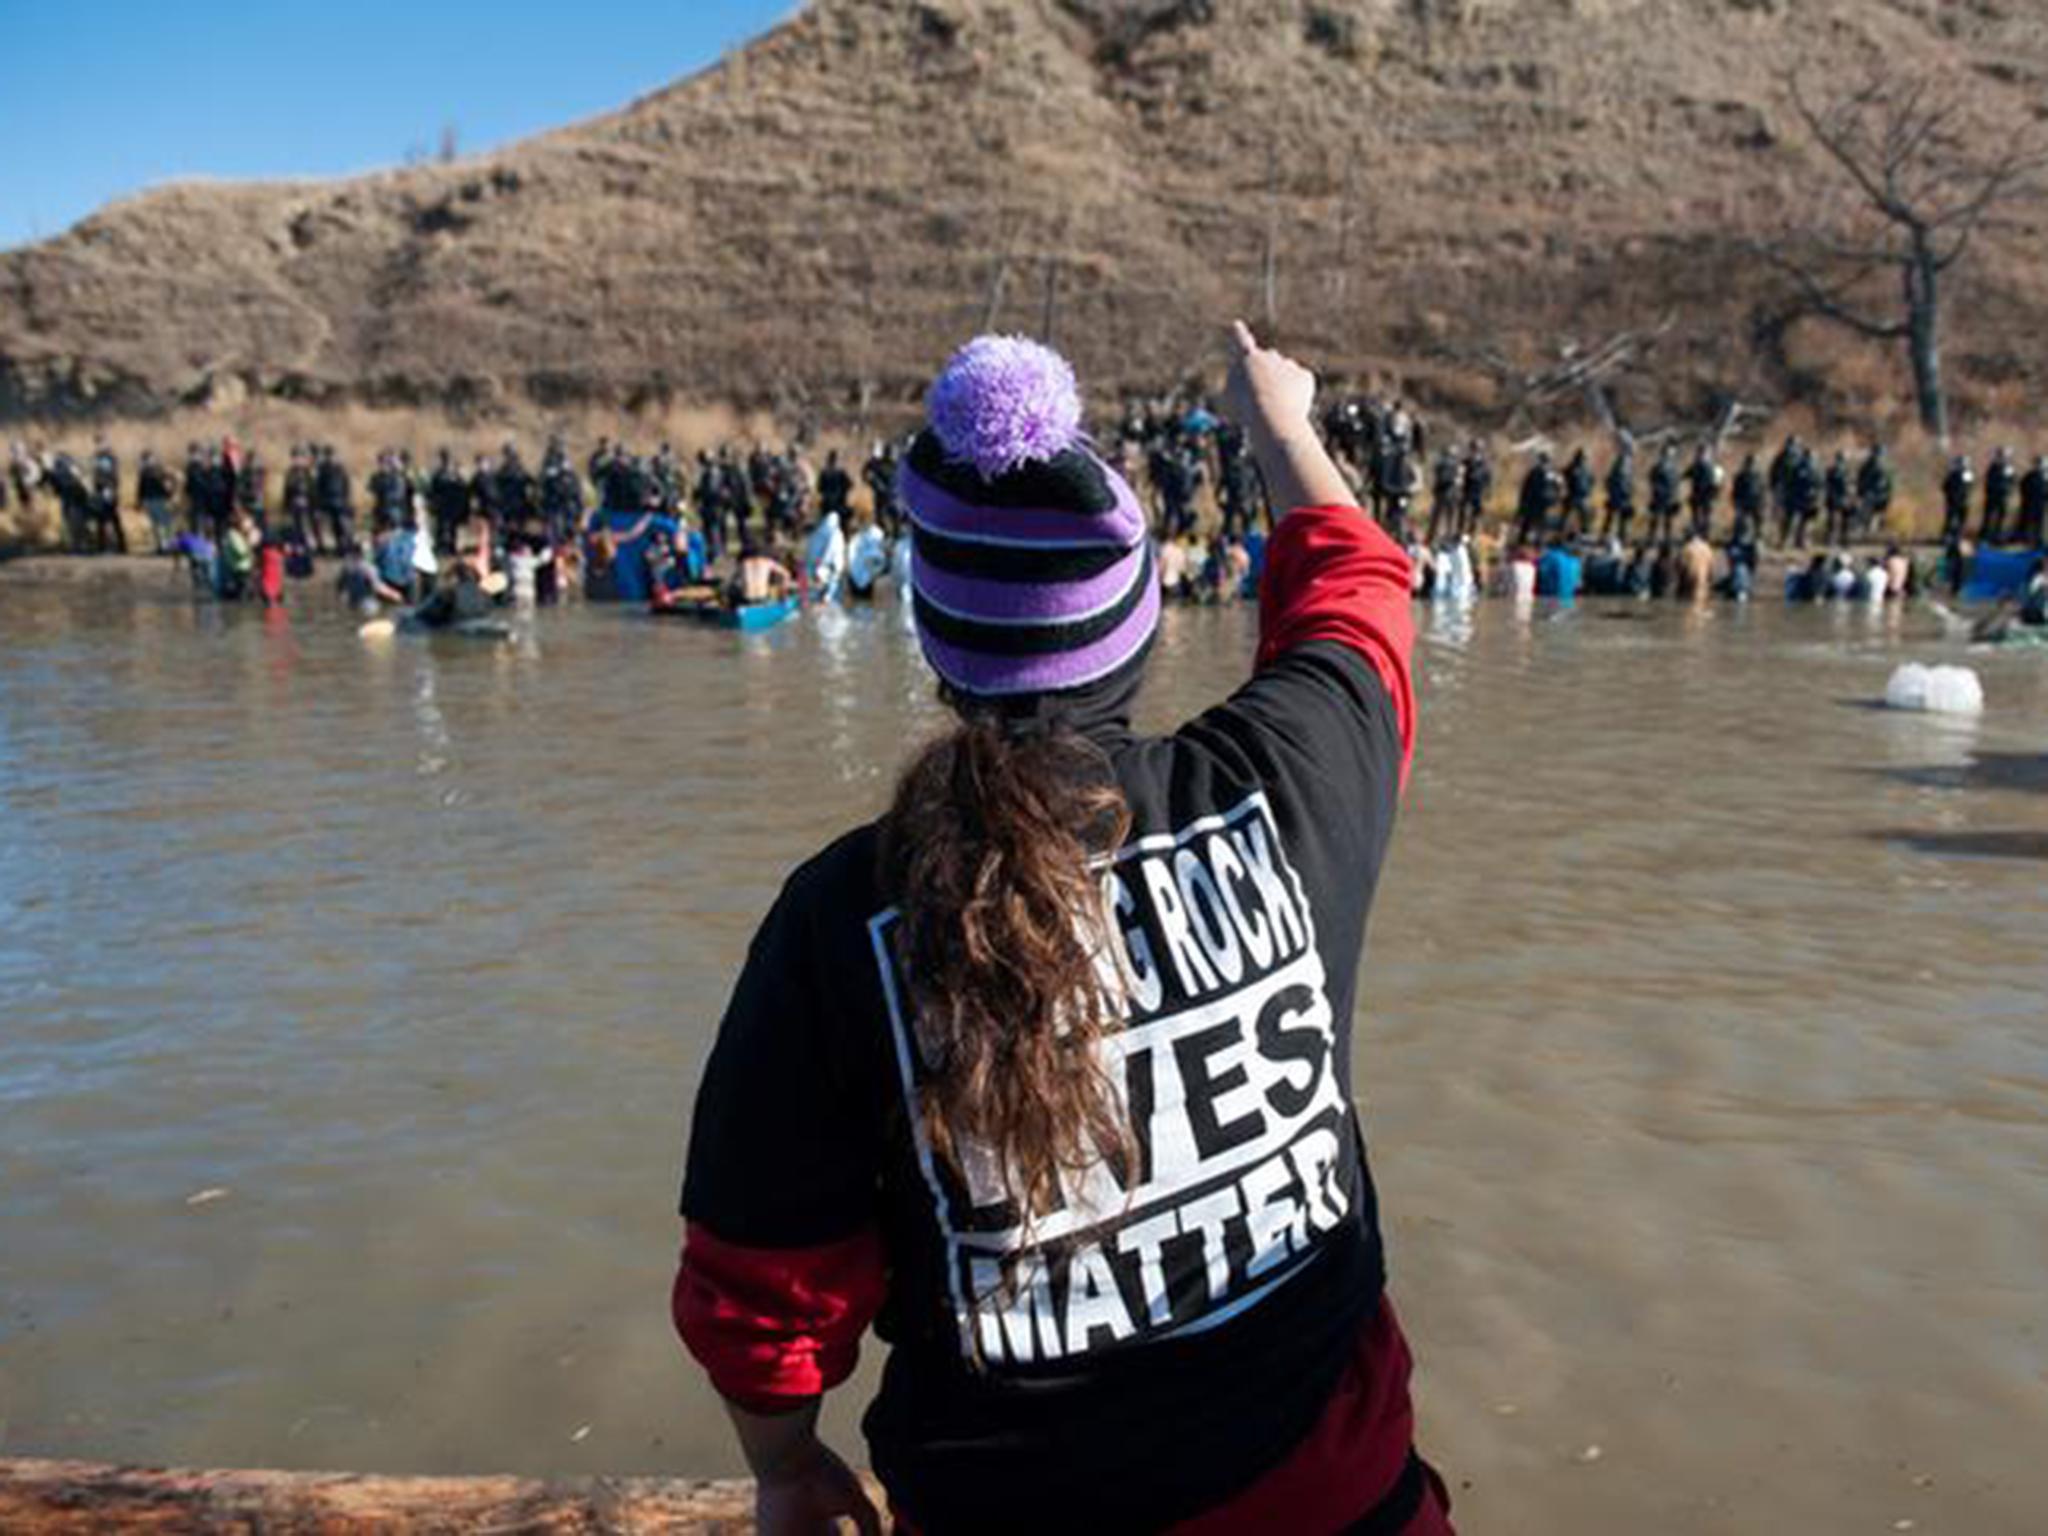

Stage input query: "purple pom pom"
[{"left": 927, "top": 335, "right": 1084, "bottom": 481}]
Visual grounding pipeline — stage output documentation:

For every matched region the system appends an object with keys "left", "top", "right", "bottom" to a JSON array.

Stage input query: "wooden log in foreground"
[{"left": 0, "top": 1457, "right": 791, "bottom": 1533}]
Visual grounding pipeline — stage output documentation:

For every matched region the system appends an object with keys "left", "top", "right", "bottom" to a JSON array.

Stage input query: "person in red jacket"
[
  {"left": 675, "top": 324, "right": 1448, "bottom": 1535},
  {"left": 256, "top": 526, "right": 288, "bottom": 608}
]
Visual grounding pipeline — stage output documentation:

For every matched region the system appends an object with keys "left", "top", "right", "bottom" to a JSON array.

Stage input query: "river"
[{"left": 2, "top": 565, "right": 2044, "bottom": 1532}]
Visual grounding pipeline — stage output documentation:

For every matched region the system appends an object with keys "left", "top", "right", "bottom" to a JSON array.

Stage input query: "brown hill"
[{"left": 3, "top": 0, "right": 2044, "bottom": 443}]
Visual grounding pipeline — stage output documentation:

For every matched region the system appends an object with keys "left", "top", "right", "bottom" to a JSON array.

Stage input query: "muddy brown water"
[{"left": 2, "top": 566, "right": 2045, "bottom": 1532}]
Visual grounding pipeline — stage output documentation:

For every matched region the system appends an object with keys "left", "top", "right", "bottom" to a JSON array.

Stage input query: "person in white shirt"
[
  {"left": 806, "top": 510, "right": 847, "bottom": 601},
  {"left": 846, "top": 517, "right": 889, "bottom": 598}
]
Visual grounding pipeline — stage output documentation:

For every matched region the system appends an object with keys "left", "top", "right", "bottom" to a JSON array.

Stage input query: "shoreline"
[
  {"left": 0, "top": 1455, "right": 794, "bottom": 1533},
  {"left": 0, "top": 540, "right": 1972, "bottom": 594}
]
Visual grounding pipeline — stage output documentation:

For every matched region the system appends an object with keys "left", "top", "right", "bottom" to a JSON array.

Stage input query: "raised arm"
[
  {"left": 1221, "top": 323, "right": 1416, "bottom": 781},
  {"left": 1225, "top": 319, "right": 1358, "bottom": 515}
]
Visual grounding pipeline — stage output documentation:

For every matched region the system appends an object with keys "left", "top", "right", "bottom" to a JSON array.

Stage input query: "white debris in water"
[
  {"left": 1574, "top": 1443, "right": 1603, "bottom": 1464},
  {"left": 184, "top": 1187, "right": 230, "bottom": 1207},
  {"left": 570, "top": 1424, "right": 592, "bottom": 1443},
  {"left": 1884, "top": 663, "right": 1984, "bottom": 716}
]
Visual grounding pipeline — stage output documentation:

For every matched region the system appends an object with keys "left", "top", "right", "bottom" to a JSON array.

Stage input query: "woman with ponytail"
[{"left": 675, "top": 324, "right": 1447, "bottom": 1534}]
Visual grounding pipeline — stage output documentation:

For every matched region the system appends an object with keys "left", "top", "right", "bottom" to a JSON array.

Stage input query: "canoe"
[
  {"left": 398, "top": 615, "right": 515, "bottom": 642},
  {"left": 650, "top": 595, "right": 802, "bottom": 631},
  {"left": 720, "top": 595, "right": 801, "bottom": 631}
]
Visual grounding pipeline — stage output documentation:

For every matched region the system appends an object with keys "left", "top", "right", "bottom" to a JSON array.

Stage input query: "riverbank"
[
  {"left": 0, "top": 541, "right": 1965, "bottom": 597},
  {"left": 0, "top": 553, "right": 186, "bottom": 585},
  {"left": 0, "top": 1457, "right": 791, "bottom": 1533}
]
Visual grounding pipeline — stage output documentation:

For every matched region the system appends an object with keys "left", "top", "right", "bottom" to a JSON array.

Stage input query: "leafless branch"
[
  {"left": 1768, "top": 61, "right": 2044, "bottom": 436},
  {"left": 1752, "top": 239, "right": 1909, "bottom": 339}
]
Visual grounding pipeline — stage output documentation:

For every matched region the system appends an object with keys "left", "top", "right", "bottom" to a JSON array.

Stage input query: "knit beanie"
[{"left": 899, "top": 336, "right": 1160, "bottom": 699}]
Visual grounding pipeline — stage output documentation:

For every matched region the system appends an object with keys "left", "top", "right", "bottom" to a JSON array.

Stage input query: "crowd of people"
[
  {"left": 6, "top": 411, "right": 2044, "bottom": 626},
  {"left": 1, "top": 432, "right": 920, "bottom": 615}
]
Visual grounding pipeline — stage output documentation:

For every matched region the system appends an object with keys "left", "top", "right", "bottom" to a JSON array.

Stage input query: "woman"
[
  {"left": 675, "top": 327, "right": 1445, "bottom": 1534},
  {"left": 218, "top": 511, "right": 256, "bottom": 600}
]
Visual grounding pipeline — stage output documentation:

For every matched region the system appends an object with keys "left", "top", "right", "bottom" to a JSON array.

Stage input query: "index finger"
[{"left": 1229, "top": 320, "right": 1258, "bottom": 360}]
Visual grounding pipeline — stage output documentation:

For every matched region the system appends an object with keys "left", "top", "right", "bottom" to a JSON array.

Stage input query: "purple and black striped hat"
[{"left": 900, "top": 336, "right": 1160, "bottom": 699}]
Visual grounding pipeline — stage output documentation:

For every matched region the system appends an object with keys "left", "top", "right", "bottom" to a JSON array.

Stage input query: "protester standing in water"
[{"left": 674, "top": 326, "right": 1445, "bottom": 1534}]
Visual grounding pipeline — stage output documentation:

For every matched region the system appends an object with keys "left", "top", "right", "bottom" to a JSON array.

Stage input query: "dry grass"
[{"left": 1, "top": 0, "right": 2042, "bottom": 492}]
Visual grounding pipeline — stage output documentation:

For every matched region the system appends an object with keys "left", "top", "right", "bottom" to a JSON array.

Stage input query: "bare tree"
[
  {"left": 438, "top": 124, "right": 460, "bottom": 165},
  {"left": 979, "top": 216, "right": 1026, "bottom": 333},
  {"left": 1765, "top": 66, "right": 2044, "bottom": 444},
  {"left": 1260, "top": 140, "right": 1281, "bottom": 327},
  {"left": 1330, "top": 156, "right": 1365, "bottom": 313},
  {"left": 1441, "top": 317, "right": 1674, "bottom": 444}
]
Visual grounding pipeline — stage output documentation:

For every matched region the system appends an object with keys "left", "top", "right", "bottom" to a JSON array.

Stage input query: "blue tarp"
[
  {"left": 1963, "top": 547, "right": 2039, "bottom": 602},
  {"left": 584, "top": 511, "right": 679, "bottom": 603}
]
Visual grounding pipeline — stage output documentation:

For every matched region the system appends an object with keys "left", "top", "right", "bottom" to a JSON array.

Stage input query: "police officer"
[
  {"left": 541, "top": 447, "right": 585, "bottom": 547},
  {"left": 428, "top": 449, "right": 469, "bottom": 553},
  {"left": 1855, "top": 444, "right": 1893, "bottom": 537},
  {"left": 862, "top": 440, "right": 900, "bottom": 540},
  {"left": 314, "top": 444, "right": 354, "bottom": 554},
  {"left": 720, "top": 447, "right": 753, "bottom": 545},
  {"left": 1823, "top": 451, "right": 1853, "bottom": 547},
  {"left": 1731, "top": 452, "right": 1766, "bottom": 545},
  {"left": 181, "top": 442, "right": 208, "bottom": 538},
  {"left": 1563, "top": 448, "right": 1595, "bottom": 540},
  {"left": 1602, "top": 440, "right": 1635, "bottom": 543},
  {"left": 90, "top": 437, "right": 126, "bottom": 554},
  {"left": 47, "top": 452, "right": 93, "bottom": 553},
  {"left": 1685, "top": 443, "right": 1722, "bottom": 541},
  {"left": 1941, "top": 455, "right": 1975, "bottom": 544},
  {"left": 1768, "top": 435, "right": 1801, "bottom": 546},
  {"left": 617, "top": 452, "right": 654, "bottom": 521},
  {"left": 1983, "top": 446, "right": 2017, "bottom": 546},
  {"left": 366, "top": 451, "right": 407, "bottom": 533},
  {"left": 1377, "top": 441, "right": 1419, "bottom": 542},
  {"left": 277, "top": 446, "right": 312, "bottom": 551},
  {"left": 2018, "top": 454, "right": 2048, "bottom": 549},
  {"left": 764, "top": 451, "right": 801, "bottom": 536},
  {"left": 1215, "top": 422, "right": 1256, "bottom": 539},
  {"left": 1426, "top": 443, "right": 1462, "bottom": 545},
  {"left": 495, "top": 442, "right": 536, "bottom": 528},
  {"left": 1516, "top": 450, "right": 1562, "bottom": 546},
  {"left": 137, "top": 449, "right": 179, "bottom": 555},
  {"left": 1784, "top": 444, "right": 1821, "bottom": 550},
  {"left": 817, "top": 449, "right": 853, "bottom": 520},
  {"left": 1648, "top": 444, "right": 1681, "bottom": 544},
  {"left": 653, "top": 442, "right": 683, "bottom": 517},
  {"left": 237, "top": 448, "right": 267, "bottom": 528},
  {"left": 691, "top": 450, "right": 726, "bottom": 563},
  {"left": 204, "top": 443, "right": 237, "bottom": 542},
  {"left": 1150, "top": 434, "right": 1198, "bottom": 538},
  {"left": 1459, "top": 441, "right": 1493, "bottom": 539}
]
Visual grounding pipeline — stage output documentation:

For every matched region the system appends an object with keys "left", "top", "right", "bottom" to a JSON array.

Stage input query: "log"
[{"left": 0, "top": 1457, "right": 792, "bottom": 1533}]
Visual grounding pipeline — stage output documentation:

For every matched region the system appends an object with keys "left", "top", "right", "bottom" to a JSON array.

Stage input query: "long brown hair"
[{"left": 880, "top": 715, "right": 1134, "bottom": 1221}]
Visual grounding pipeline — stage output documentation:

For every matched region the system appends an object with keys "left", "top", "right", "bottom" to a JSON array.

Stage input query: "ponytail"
[{"left": 880, "top": 718, "right": 1134, "bottom": 1221}]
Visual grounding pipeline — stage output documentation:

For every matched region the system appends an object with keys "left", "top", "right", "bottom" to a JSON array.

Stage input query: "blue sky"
[{"left": 0, "top": 0, "right": 794, "bottom": 250}]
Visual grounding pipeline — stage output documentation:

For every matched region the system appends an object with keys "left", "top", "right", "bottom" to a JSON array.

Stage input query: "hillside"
[{"left": 3, "top": 0, "right": 2044, "bottom": 442}]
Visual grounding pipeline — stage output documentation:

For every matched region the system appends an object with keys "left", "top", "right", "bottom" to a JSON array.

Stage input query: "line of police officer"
[
  {"left": 12, "top": 425, "right": 2044, "bottom": 560},
  {"left": 8, "top": 433, "right": 914, "bottom": 567}
]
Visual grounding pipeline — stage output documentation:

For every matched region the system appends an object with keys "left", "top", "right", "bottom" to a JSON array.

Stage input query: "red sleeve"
[
  {"left": 1256, "top": 505, "right": 1416, "bottom": 781},
  {"left": 672, "top": 1221, "right": 887, "bottom": 1414}
]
